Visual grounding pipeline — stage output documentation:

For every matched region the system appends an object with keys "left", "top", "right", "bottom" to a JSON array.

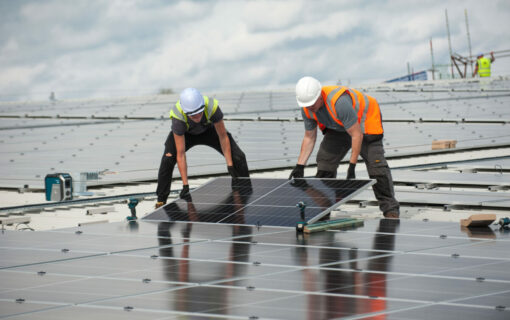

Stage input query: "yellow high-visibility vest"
[
  {"left": 169, "top": 96, "right": 219, "bottom": 129},
  {"left": 477, "top": 57, "right": 491, "bottom": 77}
]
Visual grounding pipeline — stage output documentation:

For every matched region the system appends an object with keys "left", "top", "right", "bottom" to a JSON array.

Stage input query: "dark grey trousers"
[
  {"left": 156, "top": 127, "right": 249, "bottom": 203},
  {"left": 315, "top": 130, "right": 399, "bottom": 214}
]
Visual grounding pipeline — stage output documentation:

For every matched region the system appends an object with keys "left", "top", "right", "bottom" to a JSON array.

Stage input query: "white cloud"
[
  {"left": 0, "top": 64, "right": 46, "bottom": 88},
  {"left": 241, "top": 0, "right": 303, "bottom": 32},
  {"left": 1, "top": 0, "right": 509, "bottom": 101},
  {"left": 0, "top": 38, "right": 19, "bottom": 57}
]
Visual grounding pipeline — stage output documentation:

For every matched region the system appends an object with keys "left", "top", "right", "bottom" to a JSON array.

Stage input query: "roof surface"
[{"left": 1, "top": 77, "right": 510, "bottom": 319}]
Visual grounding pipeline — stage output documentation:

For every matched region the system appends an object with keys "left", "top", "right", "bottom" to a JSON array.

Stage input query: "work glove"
[
  {"left": 179, "top": 185, "right": 191, "bottom": 200},
  {"left": 290, "top": 178, "right": 309, "bottom": 190},
  {"left": 289, "top": 164, "right": 305, "bottom": 179},
  {"left": 346, "top": 163, "right": 356, "bottom": 180},
  {"left": 227, "top": 165, "right": 238, "bottom": 178}
]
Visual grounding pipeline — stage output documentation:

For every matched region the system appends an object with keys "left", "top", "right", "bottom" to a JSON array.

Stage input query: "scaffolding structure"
[{"left": 451, "top": 50, "right": 510, "bottom": 79}]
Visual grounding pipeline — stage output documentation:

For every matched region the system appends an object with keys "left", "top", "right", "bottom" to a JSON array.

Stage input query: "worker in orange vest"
[{"left": 289, "top": 76, "right": 399, "bottom": 218}]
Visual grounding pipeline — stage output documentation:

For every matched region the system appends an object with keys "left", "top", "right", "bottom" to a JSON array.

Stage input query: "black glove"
[
  {"left": 291, "top": 178, "right": 309, "bottom": 190},
  {"left": 179, "top": 185, "right": 190, "bottom": 199},
  {"left": 227, "top": 165, "right": 238, "bottom": 178},
  {"left": 289, "top": 164, "right": 305, "bottom": 179},
  {"left": 346, "top": 163, "right": 356, "bottom": 180}
]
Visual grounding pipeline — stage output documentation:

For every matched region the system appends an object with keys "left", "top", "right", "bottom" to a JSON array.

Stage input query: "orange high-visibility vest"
[{"left": 303, "top": 86, "right": 384, "bottom": 135}]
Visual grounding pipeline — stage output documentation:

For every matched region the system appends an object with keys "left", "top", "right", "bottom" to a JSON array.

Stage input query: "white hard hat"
[
  {"left": 296, "top": 76, "right": 321, "bottom": 107},
  {"left": 179, "top": 88, "right": 205, "bottom": 115}
]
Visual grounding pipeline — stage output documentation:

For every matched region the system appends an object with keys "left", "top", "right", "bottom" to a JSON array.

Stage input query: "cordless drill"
[
  {"left": 127, "top": 198, "right": 139, "bottom": 220},
  {"left": 296, "top": 201, "right": 307, "bottom": 232}
]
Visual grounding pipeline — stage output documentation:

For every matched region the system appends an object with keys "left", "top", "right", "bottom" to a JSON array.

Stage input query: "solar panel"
[
  {"left": 352, "top": 188, "right": 510, "bottom": 209},
  {"left": 1, "top": 217, "right": 509, "bottom": 319},
  {"left": 358, "top": 170, "right": 510, "bottom": 187},
  {"left": 2, "top": 83, "right": 510, "bottom": 189},
  {"left": 143, "top": 177, "right": 375, "bottom": 227}
]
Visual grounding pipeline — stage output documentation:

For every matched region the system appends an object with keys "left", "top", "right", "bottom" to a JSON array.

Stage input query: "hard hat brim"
[
  {"left": 296, "top": 90, "right": 321, "bottom": 108},
  {"left": 186, "top": 107, "right": 205, "bottom": 116}
]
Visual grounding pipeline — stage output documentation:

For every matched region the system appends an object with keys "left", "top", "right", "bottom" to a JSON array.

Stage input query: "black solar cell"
[
  {"left": 2, "top": 216, "right": 509, "bottom": 319},
  {"left": 143, "top": 177, "right": 375, "bottom": 227}
]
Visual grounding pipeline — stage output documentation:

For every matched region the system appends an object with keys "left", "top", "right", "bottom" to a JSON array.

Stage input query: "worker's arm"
[
  {"left": 214, "top": 120, "right": 234, "bottom": 167},
  {"left": 490, "top": 51, "right": 495, "bottom": 62},
  {"left": 473, "top": 61, "right": 479, "bottom": 77},
  {"left": 346, "top": 122, "right": 363, "bottom": 164},
  {"left": 344, "top": 122, "right": 363, "bottom": 179},
  {"left": 289, "top": 128, "right": 317, "bottom": 179},
  {"left": 297, "top": 128, "right": 317, "bottom": 165},
  {"left": 174, "top": 133, "right": 188, "bottom": 186}
]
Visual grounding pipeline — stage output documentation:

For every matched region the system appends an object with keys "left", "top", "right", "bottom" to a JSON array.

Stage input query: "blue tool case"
[{"left": 44, "top": 173, "right": 73, "bottom": 201}]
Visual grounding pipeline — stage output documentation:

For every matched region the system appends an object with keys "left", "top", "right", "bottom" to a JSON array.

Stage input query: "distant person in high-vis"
[
  {"left": 289, "top": 76, "right": 400, "bottom": 218},
  {"left": 155, "top": 88, "right": 249, "bottom": 208},
  {"left": 473, "top": 52, "right": 495, "bottom": 77}
]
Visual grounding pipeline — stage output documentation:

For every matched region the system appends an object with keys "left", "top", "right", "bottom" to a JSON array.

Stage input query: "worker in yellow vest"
[
  {"left": 155, "top": 88, "right": 249, "bottom": 208},
  {"left": 473, "top": 52, "right": 495, "bottom": 77},
  {"left": 289, "top": 76, "right": 399, "bottom": 218}
]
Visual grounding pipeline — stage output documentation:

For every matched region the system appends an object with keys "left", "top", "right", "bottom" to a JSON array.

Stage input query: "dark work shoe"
[
  {"left": 155, "top": 201, "right": 166, "bottom": 209},
  {"left": 383, "top": 211, "right": 400, "bottom": 218}
]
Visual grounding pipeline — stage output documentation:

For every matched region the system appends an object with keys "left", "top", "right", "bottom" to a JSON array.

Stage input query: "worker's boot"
[
  {"left": 383, "top": 211, "right": 400, "bottom": 218},
  {"left": 155, "top": 201, "right": 166, "bottom": 209}
]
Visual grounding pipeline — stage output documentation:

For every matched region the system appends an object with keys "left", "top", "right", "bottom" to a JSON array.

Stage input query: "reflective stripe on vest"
[
  {"left": 169, "top": 95, "right": 219, "bottom": 129},
  {"left": 478, "top": 57, "right": 491, "bottom": 77},
  {"left": 304, "top": 86, "right": 383, "bottom": 135},
  {"left": 303, "top": 107, "right": 326, "bottom": 132}
]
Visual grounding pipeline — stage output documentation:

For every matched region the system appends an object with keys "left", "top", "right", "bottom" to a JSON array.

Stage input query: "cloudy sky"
[{"left": 1, "top": 0, "right": 509, "bottom": 101}]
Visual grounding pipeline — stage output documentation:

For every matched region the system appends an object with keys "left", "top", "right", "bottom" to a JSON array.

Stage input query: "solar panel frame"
[{"left": 142, "top": 177, "right": 376, "bottom": 227}]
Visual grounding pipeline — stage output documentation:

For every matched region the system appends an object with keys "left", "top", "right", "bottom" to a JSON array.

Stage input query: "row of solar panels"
[
  {"left": 1, "top": 116, "right": 509, "bottom": 189},
  {"left": 0, "top": 95, "right": 508, "bottom": 124},
  {"left": 3, "top": 211, "right": 509, "bottom": 319},
  {"left": 0, "top": 79, "right": 509, "bottom": 190},
  {"left": 1, "top": 81, "right": 509, "bottom": 121}
]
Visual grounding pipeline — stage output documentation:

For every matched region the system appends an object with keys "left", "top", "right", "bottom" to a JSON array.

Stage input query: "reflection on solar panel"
[
  {"left": 1, "top": 218, "right": 509, "bottom": 319},
  {"left": 143, "top": 177, "right": 375, "bottom": 227}
]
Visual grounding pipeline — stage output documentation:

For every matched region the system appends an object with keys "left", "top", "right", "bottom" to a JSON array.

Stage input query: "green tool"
[
  {"left": 126, "top": 198, "right": 139, "bottom": 221},
  {"left": 303, "top": 217, "right": 364, "bottom": 233},
  {"left": 295, "top": 201, "right": 364, "bottom": 233},
  {"left": 295, "top": 201, "right": 307, "bottom": 232}
]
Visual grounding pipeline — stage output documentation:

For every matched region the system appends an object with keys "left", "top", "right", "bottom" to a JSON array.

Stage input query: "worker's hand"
[
  {"left": 155, "top": 201, "right": 166, "bottom": 209},
  {"left": 291, "top": 178, "right": 309, "bottom": 190},
  {"left": 346, "top": 163, "right": 356, "bottom": 180},
  {"left": 289, "top": 164, "right": 305, "bottom": 179},
  {"left": 227, "top": 165, "right": 238, "bottom": 178},
  {"left": 179, "top": 185, "right": 191, "bottom": 200}
]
